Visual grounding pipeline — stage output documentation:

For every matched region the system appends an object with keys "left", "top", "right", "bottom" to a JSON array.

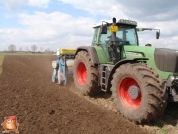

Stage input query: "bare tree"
[
  {"left": 25, "top": 46, "right": 29, "bottom": 53},
  {"left": 19, "top": 47, "right": 23, "bottom": 54},
  {"left": 31, "top": 44, "right": 38, "bottom": 53},
  {"left": 40, "top": 47, "right": 43, "bottom": 52},
  {"left": 8, "top": 44, "right": 16, "bottom": 54},
  {"left": 3, "top": 49, "right": 7, "bottom": 52},
  {"left": 44, "top": 48, "right": 51, "bottom": 53}
]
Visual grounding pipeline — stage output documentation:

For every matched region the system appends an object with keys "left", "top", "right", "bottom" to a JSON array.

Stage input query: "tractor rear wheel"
[
  {"left": 111, "top": 63, "right": 168, "bottom": 123},
  {"left": 73, "top": 51, "right": 100, "bottom": 96}
]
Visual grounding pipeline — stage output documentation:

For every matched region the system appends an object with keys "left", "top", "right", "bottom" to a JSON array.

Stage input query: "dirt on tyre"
[
  {"left": 73, "top": 51, "right": 100, "bottom": 96},
  {"left": 111, "top": 63, "right": 168, "bottom": 123}
]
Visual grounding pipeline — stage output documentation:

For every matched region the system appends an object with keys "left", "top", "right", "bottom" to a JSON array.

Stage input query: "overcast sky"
[{"left": 0, "top": 0, "right": 178, "bottom": 51}]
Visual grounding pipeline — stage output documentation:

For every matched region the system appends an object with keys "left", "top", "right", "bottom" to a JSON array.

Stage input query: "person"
[{"left": 106, "top": 35, "right": 122, "bottom": 62}]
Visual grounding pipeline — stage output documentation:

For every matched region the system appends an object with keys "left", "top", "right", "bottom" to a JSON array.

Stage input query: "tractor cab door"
[
  {"left": 99, "top": 25, "right": 139, "bottom": 64},
  {"left": 92, "top": 27, "right": 115, "bottom": 63},
  {"left": 98, "top": 31, "right": 112, "bottom": 62},
  {"left": 99, "top": 26, "right": 123, "bottom": 63}
]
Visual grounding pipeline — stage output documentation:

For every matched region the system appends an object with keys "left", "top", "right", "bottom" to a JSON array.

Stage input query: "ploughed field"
[{"left": 0, "top": 55, "right": 178, "bottom": 134}]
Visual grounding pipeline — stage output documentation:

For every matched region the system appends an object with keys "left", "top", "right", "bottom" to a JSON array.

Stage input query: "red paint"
[
  {"left": 77, "top": 62, "right": 87, "bottom": 85},
  {"left": 118, "top": 77, "right": 141, "bottom": 109}
]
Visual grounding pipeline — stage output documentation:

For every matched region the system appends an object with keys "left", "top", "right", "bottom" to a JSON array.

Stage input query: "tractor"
[{"left": 52, "top": 17, "right": 178, "bottom": 123}]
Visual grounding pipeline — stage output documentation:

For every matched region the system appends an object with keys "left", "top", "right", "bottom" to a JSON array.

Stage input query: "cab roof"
[{"left": 93, "top": 19, "right": 137, "bottom": 28}]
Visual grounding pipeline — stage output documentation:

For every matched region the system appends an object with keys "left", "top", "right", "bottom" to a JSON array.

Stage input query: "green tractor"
[{"left": 73, "top": 18, "right": 178, "bottom": 123}]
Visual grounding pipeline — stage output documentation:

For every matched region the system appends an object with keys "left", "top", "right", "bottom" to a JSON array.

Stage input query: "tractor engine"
[{"left": 155, "top": 48, "right": 178, "bottom": 102}]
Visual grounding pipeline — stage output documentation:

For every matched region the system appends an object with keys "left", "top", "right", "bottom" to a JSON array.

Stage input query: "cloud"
[
  {"left": 59, "top": 0, "right": 178, "bottom": 21},
  {"left": 28, "top": 0, "right": 50, "bottom": 8},
  {"left": 1, "top": 0, "right": 178, "bottom": 51},
  {"left": 137, "top": 19, "right": 178, "bottom": 47},
  {"left": 1, "top": 9, "right": 178, "bottom": 51},
  {"left": 1, "top": 0, "right": 28, "bottom": 11},
  {"left": 108, "top": 0, "right": 178, "bottom": 21},
  {"left": 0, "top": 0, "right": 51, "bottom": 11},
  {"left": 18, "top": 11, "right": 95, "bottom": 40},
  {"left": 0, "top": 11, "right": 96, "bottom": 51},
  {"left": 58, "top": 0, "right": 178, "bottom": 48},
  {"left": 59, "top": 0, "right": 127, "bottom": 19}
]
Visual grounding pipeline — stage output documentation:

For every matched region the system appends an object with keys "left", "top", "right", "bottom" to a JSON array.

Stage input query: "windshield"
[{"left": 99, "top": 25, "right": 138, "bottom": 46}]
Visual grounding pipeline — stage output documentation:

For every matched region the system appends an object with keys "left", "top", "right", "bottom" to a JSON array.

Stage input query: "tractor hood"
[
  {"left": 122, "top": 46, "right": 178, "bottom": 79},
  {"left": 155, "top": 48, "right": 178, "bottom": 72}
]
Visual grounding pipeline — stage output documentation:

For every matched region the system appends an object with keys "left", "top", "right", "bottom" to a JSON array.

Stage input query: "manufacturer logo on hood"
[{"left": 124, "top": 52, "right": 142, "bottom": 56}]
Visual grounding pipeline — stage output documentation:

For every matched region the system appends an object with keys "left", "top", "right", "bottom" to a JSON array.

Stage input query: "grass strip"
[{"left": 0, "top": 54, "right": 4, "bottom": 75}]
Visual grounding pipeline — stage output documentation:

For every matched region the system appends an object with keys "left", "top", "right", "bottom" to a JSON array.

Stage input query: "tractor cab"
[
  {"left": 92, "top": 18, "right": 160, "bottom": 64},
  {"left": 92, "top": 18, "right": 139, "bottom": 64},
  {"left": 100, "top": 19, "right": 139, "bottom": 46}
]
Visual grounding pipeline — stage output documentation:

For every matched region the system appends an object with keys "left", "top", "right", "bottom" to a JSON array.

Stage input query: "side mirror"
[
  {"left": 156, "top": 31, "right": 160, "bottom": 39},
  {"left": 101, "top": 22, "right": 107, "bottom": 34}
]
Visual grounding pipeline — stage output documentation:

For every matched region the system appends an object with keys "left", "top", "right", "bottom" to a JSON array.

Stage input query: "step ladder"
[{"left": 101, "top": 66, "right": 107, "bottom": 92}]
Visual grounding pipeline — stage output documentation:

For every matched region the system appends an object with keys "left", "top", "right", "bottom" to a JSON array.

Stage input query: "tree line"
[{"left": 6, "top": 44, "right": 54, "bottom": 54}]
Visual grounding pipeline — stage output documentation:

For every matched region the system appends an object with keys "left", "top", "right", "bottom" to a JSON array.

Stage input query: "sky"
[{"left": 0, "top": 0, "right": 178, "bottom": 52}]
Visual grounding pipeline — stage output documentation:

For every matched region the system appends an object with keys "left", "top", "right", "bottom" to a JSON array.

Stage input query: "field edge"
[{"left": 0, "top": 54, "right": 4, "bottom": 75}]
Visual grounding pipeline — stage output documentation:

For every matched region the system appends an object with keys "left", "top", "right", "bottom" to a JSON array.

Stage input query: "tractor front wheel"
[
  {"left": 111, "top": 63, "right": 168, "bottom": 123},
  {"left": 73, "top": 51, "right": 100, "bottom": 96}
]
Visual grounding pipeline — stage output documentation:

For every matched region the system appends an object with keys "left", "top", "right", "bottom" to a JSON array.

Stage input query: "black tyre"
[
  {"left": 111, "top": 63, "right": 168, "bottom": 123},
  {"left": 73, "top": 51, "right": 100, "bottom": 96}
]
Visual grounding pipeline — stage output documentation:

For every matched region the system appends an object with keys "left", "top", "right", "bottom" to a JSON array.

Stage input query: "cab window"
[{"left": 92, "top": 28, "right": 99, "bottom": 45}]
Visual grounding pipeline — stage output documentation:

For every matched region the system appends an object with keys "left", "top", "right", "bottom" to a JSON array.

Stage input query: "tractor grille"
[{"left": 154, "top": 48, "right": 178, "bottom": 72}]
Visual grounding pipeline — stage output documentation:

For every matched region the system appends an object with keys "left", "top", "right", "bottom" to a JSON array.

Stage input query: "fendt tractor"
[{"left": 52, "top": 18, "right": 178, "bottom": 123}]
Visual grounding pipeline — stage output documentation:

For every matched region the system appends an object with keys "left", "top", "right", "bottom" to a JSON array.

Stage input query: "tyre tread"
[{"left": 111, "top": 63, "right": 168, "bottom": 123}]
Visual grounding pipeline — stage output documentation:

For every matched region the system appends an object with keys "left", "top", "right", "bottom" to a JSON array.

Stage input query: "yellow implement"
[{"left": 58, "top": 49, "right": 76, "bottom": 55}]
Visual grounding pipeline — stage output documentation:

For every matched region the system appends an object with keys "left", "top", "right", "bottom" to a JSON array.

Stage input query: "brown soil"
[{"left": 0, "top": 55, "right": 153, "bottom": 134}]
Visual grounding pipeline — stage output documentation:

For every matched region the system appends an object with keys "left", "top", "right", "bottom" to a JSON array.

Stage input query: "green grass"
[
  {"left": 0, "top": 54, "right": 4, "bottom": 75},
  {"left": 154, "top": 125, "right": 168, "bottom": 134},
  {"left": 151, "top": 121, "right": 168, "bottom": 134}
]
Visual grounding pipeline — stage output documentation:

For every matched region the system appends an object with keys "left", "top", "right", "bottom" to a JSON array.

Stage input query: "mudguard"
[
  {"left": 107, "top": 58, "right": 148, "bottom": 90},
  {"left": 75, "top": 46, "right": 99, "bottom": 64}
]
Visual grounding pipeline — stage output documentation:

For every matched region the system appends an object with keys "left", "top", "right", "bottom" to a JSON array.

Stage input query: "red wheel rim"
[
  {"left": 118, "top": 77, "right": 141, "bottom": 109},
  {"left": 77, "top": 62, "right": 87, "bottom": 85}
]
